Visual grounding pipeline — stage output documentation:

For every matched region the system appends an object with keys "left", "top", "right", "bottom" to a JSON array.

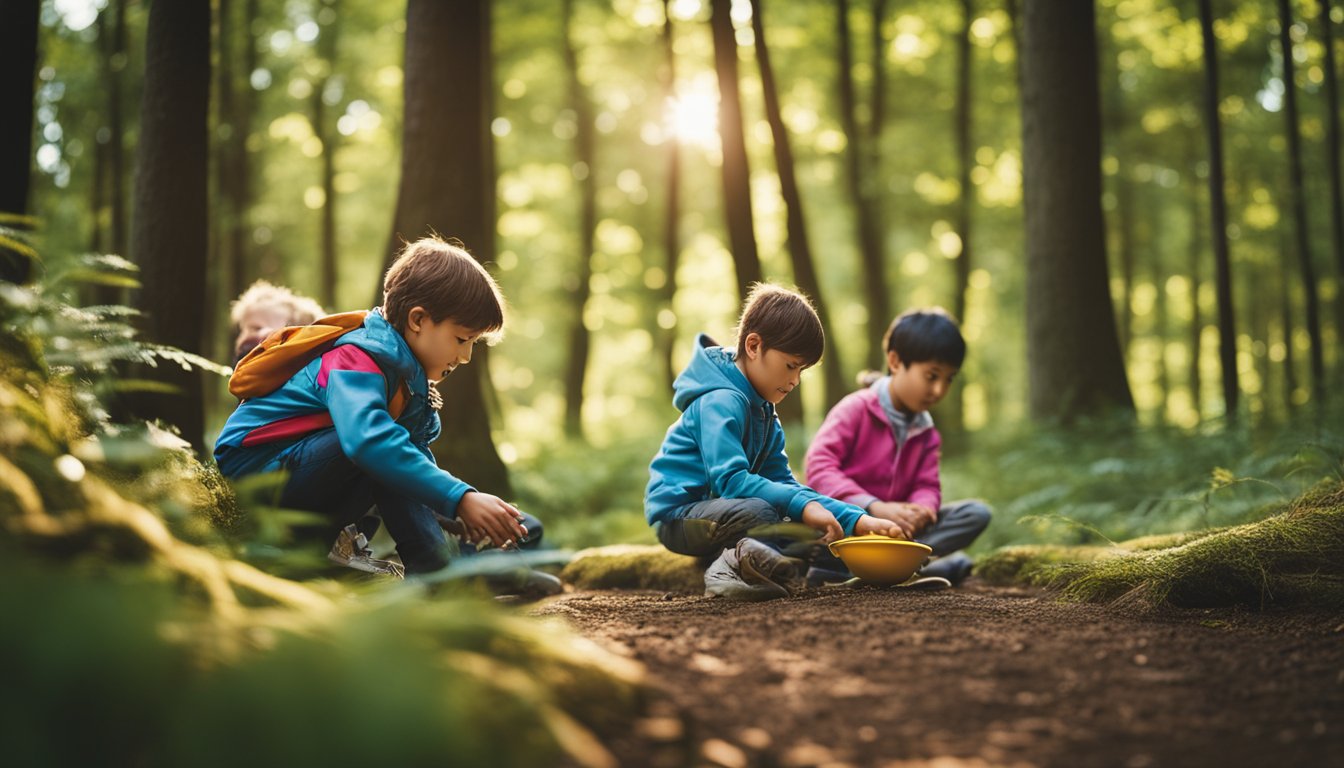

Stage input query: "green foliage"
[
  {"left": 977, "top": 480, "right": 1344, "bottom": 611},
  {"left": 941, "top": 410, "right": 1344, "bottom": 552}
]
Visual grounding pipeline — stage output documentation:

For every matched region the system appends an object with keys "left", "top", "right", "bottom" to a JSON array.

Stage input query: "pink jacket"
[{"left": 804, "top": 387, "right": 942, "bottom": 512}]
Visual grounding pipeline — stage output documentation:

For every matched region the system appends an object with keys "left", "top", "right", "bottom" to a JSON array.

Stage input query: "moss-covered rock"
[
  {"left": 978, "top": 481, "right": 1344, "bottom": 610},
  {"left": 560, "top": 545, "right": 703, "bottom": 593}
]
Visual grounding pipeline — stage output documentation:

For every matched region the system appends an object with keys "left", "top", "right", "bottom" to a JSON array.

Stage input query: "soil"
[{"left": 535, "top": 581, "right": 1344, "bottom": 768}]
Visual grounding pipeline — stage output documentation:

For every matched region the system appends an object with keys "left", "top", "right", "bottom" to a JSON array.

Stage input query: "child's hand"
[
  {"left": 800, "top": 501, "right": 844, "bottom": 544},
  {"left": 854, "top": 514, "right": 905, "bottom": 539},
  {"left": 867, "top": 501, "right": 928, "bottom": 539},
  {"left": 456, "top": 492, "right": 528, "bottom": 548}
]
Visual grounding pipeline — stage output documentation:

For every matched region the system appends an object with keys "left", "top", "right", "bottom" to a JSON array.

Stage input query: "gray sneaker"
[
  {"left": 704, "top": 539, "right": 802, "bottom": 601},
  {"left": 328, "top": 524, "right": 406, "bottom": 579}
]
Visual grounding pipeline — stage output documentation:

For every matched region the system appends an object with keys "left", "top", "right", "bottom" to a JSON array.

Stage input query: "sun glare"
[{"left": 665, "top": 89, "right": 720, "bottom": 149}]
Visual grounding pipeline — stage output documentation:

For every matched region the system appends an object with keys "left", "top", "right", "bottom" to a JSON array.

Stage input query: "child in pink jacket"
[{"left": 804, "top": 308, "right": 991, "bottom": 585}]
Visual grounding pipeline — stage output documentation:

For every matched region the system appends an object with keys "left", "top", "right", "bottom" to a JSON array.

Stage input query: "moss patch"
[
  {"left": 560, "top": 545, "right": 703, "bottom": 593},
  {"left": 978, "top": 481, "right": 1344, "bottom": 610}
]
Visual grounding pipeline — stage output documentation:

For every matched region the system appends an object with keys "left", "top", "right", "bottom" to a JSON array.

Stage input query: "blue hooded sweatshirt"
[
  {"left": 644, "top": 334, "right": 866, "bottom": 535},
  {"left": 214, "top": 308, "right": 474, "bottom": 517}
]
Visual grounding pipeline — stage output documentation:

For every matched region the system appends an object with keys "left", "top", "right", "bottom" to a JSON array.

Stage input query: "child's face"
[
  {"left": 887, "top": 351, "right": 958, "bottom": 414},
  {"left": 233, "top": 304, "right": 292, "bottom": 362},
  {"left": 737, "top": 332, "right": 811, "bottom": 405},
  {"left": 403, "top": 307, "right": 483, "bottom": 382}
]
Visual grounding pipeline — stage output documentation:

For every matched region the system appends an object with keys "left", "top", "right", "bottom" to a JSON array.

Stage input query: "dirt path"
[{"left": 535, "top": 582, "right": 1344, "bottom": 768}]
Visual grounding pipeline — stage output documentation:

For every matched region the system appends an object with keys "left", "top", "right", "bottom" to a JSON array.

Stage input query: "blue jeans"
[
  {"left": 655, "top": 498, "right": 795, "bottom": 566},
  {"left": 277, "top": 428, "right": 451, "bottom": 574}
]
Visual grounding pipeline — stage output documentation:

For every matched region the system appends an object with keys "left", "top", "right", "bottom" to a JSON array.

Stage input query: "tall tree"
[
  {"left": 219, "top": 0, "right": 260, "bottom": 300},
  {"left": 1317, "top": 0, "right": 1344, "bottom": 360},
  {"left": 0, "top": 0, "right": 40, "bottom": 284},
  {"left": 313, "top": 0, "right": 340, "bottom": 308},
  {"left": 562, "top": 0, "right": 596, "bottom": 438},
  {"left": 130, "top": 0, "right": 211, "bottom": 450},
  {"left": 1275, "top": 0, "right": 1325, "bottom": 401},
  {"left": 1020, "top": 0, "right": 1133, "bottom": 420},
  {"left": 837, "top": 0, "right": 889, "bottom": 367},
  {"left": 657, "top": 0, "right": 682, "bottom": 391},
  {"left": 382, "top": 0, "right": 510, "bottom": 495},
  {"left": 946, "top": 0, "right": 975, "bottom": 433},
  {"left": 1196, "top": 0, "right": 1239, "bottom": 420},
  {"left": 750, "top": 0, "right": 845, "bottom": 409},
  {"left": 1186, "top": 168, "right": 1204, "bottom": 421},
  {"left": 709, "top": 0, "right": 762, "bottom": 299}
]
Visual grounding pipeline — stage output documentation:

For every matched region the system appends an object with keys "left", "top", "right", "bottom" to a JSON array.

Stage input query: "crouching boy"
[
  {"left": 214, "top": 237, "right": 529, "bottom": 575},
  {"left": 644, "top": 284, "right": 901, "bottom": 600}
]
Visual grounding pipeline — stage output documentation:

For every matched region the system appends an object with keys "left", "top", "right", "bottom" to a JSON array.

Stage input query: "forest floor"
[{"left": 534, "top": 581, "right": 1344, "bottom": 768}]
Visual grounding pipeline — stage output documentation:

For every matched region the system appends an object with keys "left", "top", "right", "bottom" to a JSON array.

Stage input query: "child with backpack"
[
  {"left": 214, "top": 237, "right": 529, "bottom": 576},
  {"left": 644, "top": 284, "right": 903, "bottom": 600}
]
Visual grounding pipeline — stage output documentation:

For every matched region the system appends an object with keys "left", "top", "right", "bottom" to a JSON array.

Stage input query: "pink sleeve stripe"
[
  {"left": 240, "top": 412, "right": 334, "bottom": 447},
  {"left": 318, "top": 345, "right": 381, "bottom": 388}
]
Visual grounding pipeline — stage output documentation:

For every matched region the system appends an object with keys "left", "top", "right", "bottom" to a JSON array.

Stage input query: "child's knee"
[{"left": 963, "top": 500, "right": 993, "bottom": 531}]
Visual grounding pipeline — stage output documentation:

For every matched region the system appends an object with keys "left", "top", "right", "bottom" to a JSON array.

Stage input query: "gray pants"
[
  {"left": 655, "top": 497, "right": 782, "bottom": 565},
  {"left": 918, "top": 499, "right": 993, "bottom": 556}
]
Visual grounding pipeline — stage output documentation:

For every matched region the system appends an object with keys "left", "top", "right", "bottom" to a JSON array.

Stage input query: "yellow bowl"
[{"left": 827, "top": 535, "right": 933, "bottom": 585}]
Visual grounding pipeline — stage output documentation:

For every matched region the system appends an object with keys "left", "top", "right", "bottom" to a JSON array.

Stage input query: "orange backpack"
[{"left": 229, "top": 311, "right": 410, "bottom": 418}]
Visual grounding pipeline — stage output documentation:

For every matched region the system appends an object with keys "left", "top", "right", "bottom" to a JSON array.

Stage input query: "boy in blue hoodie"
[
  {"left": 646, "top": 284, "right": 902, "bottom": 600},
  {"left": 214, "top": 237, "right": 529, "bottom": 575}
]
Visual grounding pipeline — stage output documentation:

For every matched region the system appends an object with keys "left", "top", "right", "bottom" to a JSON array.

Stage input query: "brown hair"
[
  {"left": 734, "top": 283, "right": 825, "bottom": 366},
  {"left": 382, "top": 236, "right": 505, "bottom": 338}
]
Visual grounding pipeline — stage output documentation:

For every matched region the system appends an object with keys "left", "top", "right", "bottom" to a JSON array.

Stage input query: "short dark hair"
[
  {"left": 735, "top": 283, "right": 825, "bottom": 366},
  {"left": 884, "top": 308, "right": 965, "bottom": 368},
  {"left": 382, "top": 236, "right": 505, "bottom": 337}
]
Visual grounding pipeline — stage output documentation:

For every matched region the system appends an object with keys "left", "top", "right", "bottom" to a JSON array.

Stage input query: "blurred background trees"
[{"left": 14, "top": 0, "right": 1344, "bottom": 518}]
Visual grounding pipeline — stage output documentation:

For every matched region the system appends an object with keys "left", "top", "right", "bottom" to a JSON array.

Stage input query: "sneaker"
[
  {"left": 704, "top": 540, "right": 800, "bottom": 601},
  {"left": 328, "top": 524, "right": 406, "bottom": 579},
  {"left": 919, "top": 552, "right": 973, "bottom": 586}
]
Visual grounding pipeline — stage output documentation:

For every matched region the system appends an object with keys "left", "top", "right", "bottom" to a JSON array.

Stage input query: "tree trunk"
[
  {"left": 314, "top": 0, "right": 339, "bottom": 308},
  {"left": 867, "top": 0, "right": 888, "bottom": 231},
  {"left": 1276, "top": 0, "right": 1325, "bottom": 400},
  {"left": 944, "top": 0, "right": 975, "bottom": 435},
  {"left": 562, "top": 0, "right": 596, "bottom": 438},
  {"left": 658, "top": 0, "right": 682, "bottom": 392},
  {"left": 383, "top": 0, "right": 510, "bottom": 495},
  {"left": 709, "top": 0, "right": 762, "bottom": 299},
  {"left": 837, "top": 0, "right": 889, "bottom": 367},
  {"left": 130, "top": 0, "right": 211, "bottom": 450},
  {"left": 221, "top": 0, "right": 259, "bottom": 299},
  {"left": 1319, "top": 0, "right": 1344, "bottom": 350},
  {"left": 1279, "top": 236, "right": 1298, "bottom": 412},
  {"left": 1196, "top": 0, "right": 1239, "bottom": 420},
  {"left": 1186, "top": 173, "right": 1203, "bottom": 421},
  {"left": 750, "top": 0, "right": 845, "bottom": 410},
  {"left": 0, "top": 0, "right": 39, "bottom": 283},
  {"left": 1020, "top": 0, "right": 1133, "bottom": 421}
]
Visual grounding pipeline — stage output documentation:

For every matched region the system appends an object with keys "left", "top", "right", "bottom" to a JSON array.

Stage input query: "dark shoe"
[
  {"left": 805, "top": 565, "right": 852, "bottom": 588},
  {"left": 704, "top": 540, "right": 797, "bottom": 601},
  {"left": 328, "top": 524, "right": 405, "bottom": 579},
  {"left": 919, "top": 552, "right": 973, "bottom": 586},
  {"left": 736, "top": 538, "right": 806, "bottom": 595},
  {"left": 487, "top": 568, "right": 564, "bottom": 600}
]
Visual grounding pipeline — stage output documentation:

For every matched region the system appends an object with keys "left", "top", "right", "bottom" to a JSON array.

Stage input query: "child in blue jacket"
[
  {"left": 214, "top": 237, "right": 528, "bottom": 575},
  {"left": 645, "top": 284, "right": 902, "bottom": 600}
]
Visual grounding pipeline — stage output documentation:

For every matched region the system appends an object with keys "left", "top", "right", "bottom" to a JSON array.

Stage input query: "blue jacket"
[
  {"left": 213, "top": 308, "right": 474, "bottom": 517},
  {"left": 644, "top": 334, "right": 866, "bottom": 534}
]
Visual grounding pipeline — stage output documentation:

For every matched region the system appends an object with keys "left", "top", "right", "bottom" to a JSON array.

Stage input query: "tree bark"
[
  {"left": 1186, "top": 170, "right": 1203, "bottom": 421},
  {"left": 1196, "top": 0, "right": 1239, "bottom": 420},
  {"left": 562, "top": 0, "right": 596, "bottom": 438},
  {"left": 0, "top": 0, "right": 39, "bottom": 283},
  {"left": 1276, "top": 0, "right": 1325, "bottom": 401},
  {"left": 658, "top": 0, "right": 682, "bottom": 392},
  {"left": 1318, "top": 0, "right": 1344, "bottom": 349},
  {"left": 709, "top": 0, "right": 762, "bottom": 299},
  {"left": 314, "top": 0, "right": 339, "bottom": 308},
  {"left": 383, "top": 0, "right": 510, "bottom": 495},
  {"left": 1020, "top": 0, "right": 1133, "bottom": 421},
  {"left": 130, "top": 0, "right": 211, "bottom": 450},
  {"left": 750, "top": 0, "right": 845, "bottom": 410},
  {"left": 837, "top": 0, "right": 889, "bottom": 367},
  {"left": 945, "top": 0, "right": 975, "bottom": 435}
]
